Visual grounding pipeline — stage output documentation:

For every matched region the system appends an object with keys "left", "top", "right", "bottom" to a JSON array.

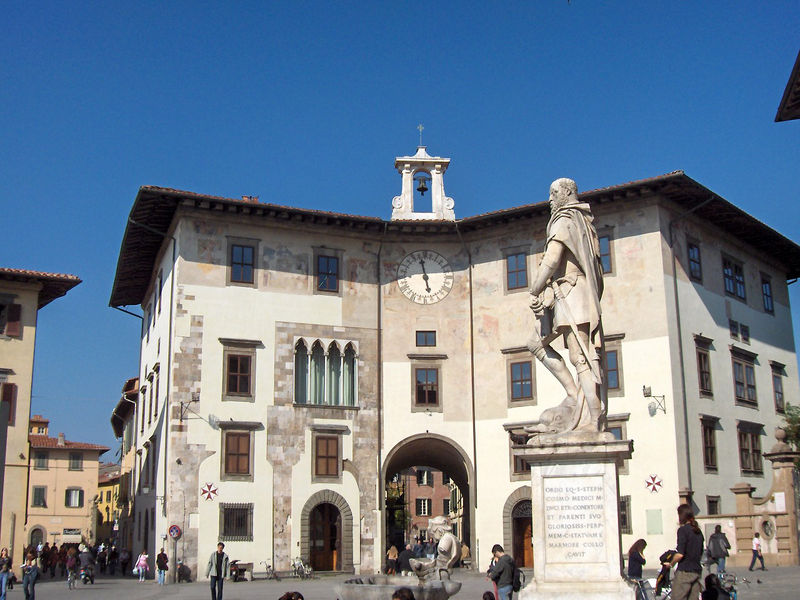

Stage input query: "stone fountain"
[{"left": 336, "top": 516, "right": 462, "bottom": 600}]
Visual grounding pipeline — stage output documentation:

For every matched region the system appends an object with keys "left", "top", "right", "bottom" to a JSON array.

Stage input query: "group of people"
[
  {"left": 385, "top": 537, "right": 470, "bottom": 576},
  {"left": 626, "top": 504, "right": 769, "bottom": 600}
]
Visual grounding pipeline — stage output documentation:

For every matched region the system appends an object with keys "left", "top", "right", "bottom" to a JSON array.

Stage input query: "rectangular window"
[
  {"left": 619, "top": 495, "right": 632, "bottom": 535},
  {"left": 762, "top": 277, "right": 774, "bottom": 314},
  {"left": 740, "top": 325, "right": 750, "bottom": 344},
  {"left": 608, "top": 426, "right": 623, "bottom": 440},
  {"left": 314, "top": 435, "right": 339, "bottom": 477},
  {"left": 65, "top": 488, "right": 84, "bottom": 508},
  {"left": 441, "top": 473, "right": 450, "bottom": 485},
  {"left": 738, "top": 426, "right": 763, "bottom": 475},
  {"left": 415, "top": 368, "right": 439, "bottom": 405},
  {"left": 443, "top": 498, "right": 450, "bottom": 514},
  {"left": 0, "top": 303, "right": 22, "bottom": 338},
  {"left": 416, "top": 469, "right": 432, "bottom": 486},
  {"left": 733, "top": 357, "right": 757, "bottom": 405},
  {"left": 687, "top": 242, "right": 702, "bottom": 282},
  {"left": 416, "top": 331, "right": 436, "bottom": 347},
  {"left": 599, "top": 235, "right": 612, "bottom": 274},
  {"left": 32, "top": 486, "right": 46, "bottom": 507},
  {"left": 506, "top": 253, "right": 528, "bottom": 290},
  {"left": 224, "top": 432, "right": 251, "bottom": 475},
  {"left": 226, "top": 354, "right": 252, "bottom": 395},
  {"left": 69, "top": 452, "right": 83, "bottom": 471},
  {"left": 707, "top": 496, "right": 720, "bottom": 515},
  {"left": 106, "top": 490, "right": 111, "bottom": 502},
  {"left": 415, "top": 498, "right": 432, "bottom": 517},
  {"left": 697, "top": 348, "right": 712, "bottom": 395},
  {"left": 510, "top": 361, "right": 533, "bottom": 400},
  {"left": 773, "top": 371, "right": 785, "bottom": 413},
  {"left": 317, "top": 255, "right": 339, "bottom": 292},
  {"left": 157, "top": 271, "right": 163, "bottom": 314},
  {"left": 702, "top": 420, "right": 717, "bottom": 471},
  {"left": 0, "top": 383, "right": 17, "bottom": 425},
  {"left": 729, "top": 319, "right": 739, "bottom": 339},
  {"left": 510, "top": 432, "right": 531, "bottom": 475},
  {"left": 33, "top": 451, "right": 48, "bottom": 470},
  {"left": 230, "top": 244, "right": 255, "bottom": 284},
  {"left": 606, "top": 350, "right": 620, "bottom": 390},
  {"left": 220, "top": 503, "right": 253, "bottom": 541},
  {"left": 723, "top": 257, "right": 746, "bottom": 300}
]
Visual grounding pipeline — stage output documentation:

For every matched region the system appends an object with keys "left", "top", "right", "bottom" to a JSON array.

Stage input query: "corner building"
[{"left": 109, "top": 148, "right": 800, "bottom": 576}]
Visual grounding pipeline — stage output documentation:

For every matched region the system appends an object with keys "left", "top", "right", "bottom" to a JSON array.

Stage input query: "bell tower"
[{"left": 391, "top": 145, "right": 455, "bottom": 221}]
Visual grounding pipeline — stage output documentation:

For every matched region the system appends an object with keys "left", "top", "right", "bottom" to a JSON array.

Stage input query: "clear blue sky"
[{"left": 2, "top": 2, "right": 799, "bottom": 454}]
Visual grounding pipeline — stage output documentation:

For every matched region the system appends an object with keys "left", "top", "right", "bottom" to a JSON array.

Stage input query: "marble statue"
[
  {"left": 409, "top": 516, "right": 461, "bottom": 581},
  {"left": 526, "top": 178, "right": 606, "bottom": 434}
]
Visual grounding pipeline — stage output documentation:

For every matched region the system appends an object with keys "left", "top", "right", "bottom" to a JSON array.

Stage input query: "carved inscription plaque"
[{"left": 543, "top": 475, "right": 606, "bottom": 563}]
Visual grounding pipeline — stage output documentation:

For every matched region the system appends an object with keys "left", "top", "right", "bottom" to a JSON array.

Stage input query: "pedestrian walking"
[
  {"left": 748, "top": 532, "right": 767, "bottom": 571},
  {"left": 135, "top": 550, "right": 149, "bottom": 581},
  {"left": 487, "top": 544, "right": 515, "bottom": 600},
  {"left": 664, "top": 504, "right": 704, "bottom": 600},
  {"left": 708, "top": 525, "right": 731, "bottom": 574},
  {"left": 21, "top": 551, "right": 39, "bottom": 600},
  {"left": 156, "top": 548, "right": 169, "bottom": 586},
  {"left": 386, "top": 544, "right": 398, "bottom": 574},
  {"left": 0, "top": 548, "right": 12, "bottom": 600},
  {"left": 205, "top": 542, "right": 229, "bottom": 600},
  {"left": 120, "top": 547, "right": 130, "bottom": 577}
]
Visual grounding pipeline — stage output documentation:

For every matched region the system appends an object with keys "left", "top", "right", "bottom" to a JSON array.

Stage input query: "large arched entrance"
[
  {"left": 503, "top": 486, "right": 533, "bottom": 568},
  {"left": 309, "top": 503, "right": 342, "bottom": 571},
  {"left": 382, "top": 435, "right": 475, "bottom": 563},
  {"left": 29, "top": 527, "right": 45, "bottom": 547}
]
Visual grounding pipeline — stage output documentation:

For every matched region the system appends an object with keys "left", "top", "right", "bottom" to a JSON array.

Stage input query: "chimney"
[{"left": 57, "top": 433, "right": 65, "bottom": 447}]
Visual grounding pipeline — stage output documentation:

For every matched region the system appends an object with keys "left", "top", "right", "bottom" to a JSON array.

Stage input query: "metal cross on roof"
[{"left": 417, "top": 123, "right": 424, "bottom": 146}]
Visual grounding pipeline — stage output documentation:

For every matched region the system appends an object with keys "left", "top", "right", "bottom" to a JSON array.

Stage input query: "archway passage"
[
  {"left": 383, "top": 435, "right": 474, "bottom": 561},
  {"left": 29, "top": 527, "right": 44, "bottom": 547},
  {"left": 310, "top": 503, "right": 342, "bottom": 571},
  {"left": 512, "top": 500, "right": 533, "bottom": 568}
]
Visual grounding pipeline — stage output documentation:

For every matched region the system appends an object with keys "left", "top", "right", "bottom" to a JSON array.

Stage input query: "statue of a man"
[
  {"left": 409, "top": 516, "right": 460, "bottom": 581},
  {"left": 526, "top": 178, "right": 605, "bottom": 433}
]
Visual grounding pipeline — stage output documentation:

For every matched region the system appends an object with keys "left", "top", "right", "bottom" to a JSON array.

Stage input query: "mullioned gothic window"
[{"left": 294, "top": 339, "right": 357, "bottom": 406}]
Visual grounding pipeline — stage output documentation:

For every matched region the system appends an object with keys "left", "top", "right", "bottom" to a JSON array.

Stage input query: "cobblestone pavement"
[{"left": 20, "top": 566, "right": 800, "bottom": 600}]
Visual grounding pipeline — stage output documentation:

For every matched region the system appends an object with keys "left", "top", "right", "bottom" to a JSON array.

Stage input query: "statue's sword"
[{"left": 550, "top": 280, "right": 602, "bottom": 384}]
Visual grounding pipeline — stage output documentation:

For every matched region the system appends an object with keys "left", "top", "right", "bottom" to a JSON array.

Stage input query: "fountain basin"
[{"left": 335, "top": 575, "right": 462, "bottom": 600}]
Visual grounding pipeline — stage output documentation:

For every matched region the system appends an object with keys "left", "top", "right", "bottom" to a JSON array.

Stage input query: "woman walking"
[
  {"left": 135, "top": 550, "right": 149, "bottom": 582},
  {"left": 627, "top": 539, "right": 647, "bottom": 600},
  {"left": 0, "top": 548, "right": 12, "bottom": 600},
  {"left": 156, "top": 548, "right": 168, "bottom": 586},
  {"left": 22, "top": 551, "right": 39, "bottom": 600},
  {"left": 663, "top": 504, "right": 704, "bottom": 600}
]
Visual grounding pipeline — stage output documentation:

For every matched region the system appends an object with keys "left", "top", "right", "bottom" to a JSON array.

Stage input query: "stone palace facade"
[{"left": 109, "top": 147, "right": 800, "bottom": 577}]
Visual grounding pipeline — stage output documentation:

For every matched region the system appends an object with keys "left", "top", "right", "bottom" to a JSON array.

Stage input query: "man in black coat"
[{"left": 397, "top": 544, "right": 414, "bottom": 576}]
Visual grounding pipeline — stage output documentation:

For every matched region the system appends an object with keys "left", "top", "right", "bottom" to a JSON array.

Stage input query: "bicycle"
[
  {"left": 259, "top": 560, "right": 280, "bottom": 581},
  {"left": 292, "top": 557, "right": 313, "bottom": 579},
  {"left": 624, "top": 576, "right": 658, "bottom": 600},
  {"left": 720, "top": 571, "right": 750, "bottom": 600}
]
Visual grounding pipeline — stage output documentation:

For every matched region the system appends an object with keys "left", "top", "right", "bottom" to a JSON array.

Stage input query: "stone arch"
[
  {"left": 502, "top": 485, "right": 531, "bottom": 553},
  {"left": 300, "top": 489, "right": 353, "bottom": 571},
  {"left": 29, "top": 526, "right": 46, "bottom": 547}
]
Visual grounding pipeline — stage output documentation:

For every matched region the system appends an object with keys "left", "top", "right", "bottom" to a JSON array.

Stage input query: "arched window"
[
  {"left": 294, "top": 340, "right": 308, "bottom": 404},
  {"left": 343, "top": 345, "right": 356, "bottom": 406},
  {"left": 310, "top": 342, "right": 326, "bottom": 404},
  {"left": 327, "top": 344, "right": 341, "bottom": 406}
]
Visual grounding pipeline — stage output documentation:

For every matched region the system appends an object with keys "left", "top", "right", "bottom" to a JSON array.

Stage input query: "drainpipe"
[
  {"left": 376, "top": 222, "right": 388, "bottom": 503},
  {"left": 667, "top": 195, "right": 715, "bottom": 500}
]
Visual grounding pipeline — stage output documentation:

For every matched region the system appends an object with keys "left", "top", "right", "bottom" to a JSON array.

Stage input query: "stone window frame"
[
  {"left": 722, "top": 254, "right": 746, "bottom": 302},
  {"left": 33, "top": 450, "right": 48, "bottom": 470},
  {"left": 707, "top": 495, "right": 721, "bottom": 515},
  {"left": 504, "top": 425, "right": 531, "bottom": 482},
  {"left": 607, "top": 412, "right": 630, "bottom": 475},
  {"left": 310, "top": 424, "right": 348, "bottom": 483},
  {"left": 410, "top": 361, "right": 443, "bottom": 413},
  {"left": 32, "top": 485, "right": 47, "bottom": 508},
  {"left": 604, "top": 333, "right": 625, "bottom": 397},
  {"left": 761, "top": 275, "right": 774, "bottom": 315},
  {"left": 415, "top": 498, "right": 432, "bottom": 517},
  {"left": 694, "top": 334, "right": 714, "bottom": 398},
  {"left": 736, "top": 420, "right": 764, "bottom": 476},
  {"left": 293, "top": 337, "right": 359, "bottom": 407},
  {"left": 65, "top": 487, "right": 84, "bottom": 508},
  {"left": 313, "top": 246, "right": 344, "bottom": 297},
  {"left": 771, "top": 360, "right": 786, "bottom": 414},
  {"left": 730, "top": 346, "right": 758, "bottom": 407},
  {"left": 687, "top": 239, "right": 703, "bottom": 283},
  {"left": 700, "top": 415, "right": 719, "bottom": 472},
  {"left": 226, "top": 236, "right": 259, "bottom": 288},
  {"left": 597, "top": 227, "right": 616, "bottom": 276},
  {"left": 619, "top": 495, "right": 632, "bottom": 535},
  {"left": 219, "top": 424, "right": 257, "bottom": 482},
  {"left": 220, "top": 338, "right": 263, "bottom": 403},
  {"left": 729, "top": 319, "right": 739, "bottom": 340},
  {"left": 502, "top": 346, "right": 537, "bottom": 408},
  {"left": 416, "top": 330, "right": 436, "bottom": 347},
  {"left": 501, "top": 245, "right": 531, "bottom": 294},
  {"left": 219, "top": 502, "right": 254, "bottom": 542}
]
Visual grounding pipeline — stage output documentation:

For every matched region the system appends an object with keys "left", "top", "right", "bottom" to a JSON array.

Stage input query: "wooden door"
[
  {"left": 512, "top": 500, "right": 533, "bottom": 568},
  {"left": 310, "top": 503, "right": 342, "bottom": 571}
]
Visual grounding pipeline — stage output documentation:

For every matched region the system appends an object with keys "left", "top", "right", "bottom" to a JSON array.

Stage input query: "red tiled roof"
[
  {"left": 0, "top": 268, "right": 81, "bottom": 308},
  {"left": 28, "top": 434, "right": 109, "bottom": 453}
]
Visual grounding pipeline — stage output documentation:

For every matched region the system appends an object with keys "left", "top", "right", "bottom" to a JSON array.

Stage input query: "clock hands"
[{"left": 418, "top": 258, "right": 431, "bottom": 293}]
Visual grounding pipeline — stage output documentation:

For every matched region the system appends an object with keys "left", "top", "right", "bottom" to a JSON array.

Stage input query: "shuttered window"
[
  {"left": 224, "top": 432, "right": 250, "bottom": 475},
  {"left": 1, "top": 383, "right": 16, "bottom": 425},
  {"left": 315, "top": 435, "right": 338, "bottom": 477},
  {"left": 2, "top": 304, "right": 21, "bottom": 337}
]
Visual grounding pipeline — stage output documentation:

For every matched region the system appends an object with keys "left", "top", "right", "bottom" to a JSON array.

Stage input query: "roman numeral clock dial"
[{"left": 396, "top": 250, "right": 454, "bottom": 304}]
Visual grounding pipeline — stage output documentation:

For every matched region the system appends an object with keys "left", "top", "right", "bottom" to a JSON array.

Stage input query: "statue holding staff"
[{"left": 526, "top": 178, "right": 606, "bottom": 434}]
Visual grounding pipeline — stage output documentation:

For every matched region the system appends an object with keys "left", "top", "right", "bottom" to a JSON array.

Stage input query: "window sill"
[
  {"left": 740, "top": 470, "right": 764, "bottom": 478},
  {"left": 223, "top": 394, "right": 255, "bottom": 403},
  {"left": 293, "top": 403, "right": 358, "bottom": 411},
  {"left": 699, "top": 391, "right": 713, "bottom": 398},
  {"left": 704, "top": 466, "right": 718, "bottom": 474},
  {"left": 221, "top": 473, "right": 254, "bottom": 482},
  {"left": 508, "top": 398, "right": 537, "bottom": 408},
  {"left": 411, "top": 404, "right": 442, "bottom": 413},
  {"left": 735, "top": 400, "right": 759, "bottom": 409}
]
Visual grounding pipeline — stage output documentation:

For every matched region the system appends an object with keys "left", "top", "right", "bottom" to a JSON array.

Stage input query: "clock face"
[{"left": 397, "top": 250, "right": 454, "bottom": 304}]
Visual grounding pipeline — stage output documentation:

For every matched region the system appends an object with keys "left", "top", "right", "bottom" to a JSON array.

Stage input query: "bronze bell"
[{"left": 415, "top": 174, "right": 430, "bottom": 196}]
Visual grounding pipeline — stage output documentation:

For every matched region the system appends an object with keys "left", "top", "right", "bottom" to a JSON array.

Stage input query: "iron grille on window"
[
  {"left": 619, "top": 495, "right": 632, "bottom": 535},
  {"left": 220, "top": 503, "right": 253, "bottom": 541}
]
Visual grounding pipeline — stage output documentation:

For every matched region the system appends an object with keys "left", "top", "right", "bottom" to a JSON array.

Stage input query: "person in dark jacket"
[
  {"left": 487, "top": 544, "right": 515, "bottom": 600},
  {"left": 156, "top": 549, "right": 169, "bottom": 586},
  {"left": 664, "top": 504, "right": 704, "bottom": 600},
  {"left": 627, "top": 538, "right": 647, "bottom": 579},
  {"left": 708, "top": 525, "right": 731, "bottom": 574},
  {"left": 0, "top": 547, "right": 12, "bottom": 600},
  {"left": 397, "top": 544, "right": 414, "bottom": 576},
  {"left": 204, "top": 543, "right": 229, "bottom": 600}
]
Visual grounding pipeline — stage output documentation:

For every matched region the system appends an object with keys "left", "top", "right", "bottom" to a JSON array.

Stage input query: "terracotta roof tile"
[
  {"left": 0, "top": 267, "right": 81, "bottom": 308},
  {"left": 28, "top": 434, "right": 110, "bottom": 453}
]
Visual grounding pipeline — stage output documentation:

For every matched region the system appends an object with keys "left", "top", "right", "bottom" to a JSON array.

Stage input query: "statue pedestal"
[{"left": 514, "top": 436, "right": 634, "bottom": 600}]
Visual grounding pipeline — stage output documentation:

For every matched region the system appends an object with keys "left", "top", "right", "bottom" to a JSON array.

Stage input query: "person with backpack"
[
  {"left": 487, "top": 544, "right": 516, "bottom": 600},
  {"left": 707, "top": 525, "right": 730, "bottom": 574},
  {"left": 664, "top": 504, "right": 705, "bottom": 600}
]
